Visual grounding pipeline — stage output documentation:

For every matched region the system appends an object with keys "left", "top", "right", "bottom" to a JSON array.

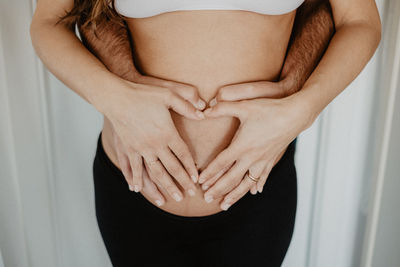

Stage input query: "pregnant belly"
[
  {"left": 102, "top": 10, "right": 295, "bottom": 216},
  {"left": 102, "top": 114, "right": 239, "bottom": 216}
]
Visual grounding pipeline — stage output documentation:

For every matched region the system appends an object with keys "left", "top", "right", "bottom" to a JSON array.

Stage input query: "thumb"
[
  {"left": 213, "top": 81, "right": 283, "bottom": 103},
  {"left": 204, "top": 101, "right": 247, "bottom": 120},
  {"left": 137, "top": 75, "right": 206, "bottom": 110},
  {"left": 166, "top": 92, "right": 205, "bottom": 120}
]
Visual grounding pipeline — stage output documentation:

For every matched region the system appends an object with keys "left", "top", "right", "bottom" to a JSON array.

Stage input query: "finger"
[
  {"left": 247, "top": 160, "right": 269, "bottom": 195},
  {"left": 164, "top": 92, "right": 205, "bottom": 120},
  {"left": 114, "top": 138, "right": 133, "bottom": 190},
  {"left": 212, "top": 81, "right": 284, "bottom": 103},
  {"left": 198, "top": 145, "right": 238, "bottom": 184},
  {"left": 201, "top": 163, "right": 232, "bottom": 190},
  {"left": 204, "top": 159, "right": 250, "bottom": 202},
  {"left": 250, "top": 184, "right": 258, "bottom": 195},
  {"left": 142, "top": 155, "right": 184, "bottom": 202},
  {"left": 164, "top": 81, "right": 206, "bottom": 110},
  {"left": 136, "top": 75, "right": 206, "bottom": 110},
  {"left": 128, "top": 151, "right": 143, "bottom": 192},
  {"left": 203, "top": 101, "right": 247, "bottom": 121},
  {"left": 157, "top": 148, "right": 197, "bottom": 197},
  {"left": 141, "top": 168, "right": 166, "bottom": 207},
  {"left": 220, "top": 174, "right": 255, "bottom": 210},
  {"left": 257, "top": 161, "right": 275, "bottom": 193},
  {"left": 168, "top": 135, "right": 199, "bottom": 183}
]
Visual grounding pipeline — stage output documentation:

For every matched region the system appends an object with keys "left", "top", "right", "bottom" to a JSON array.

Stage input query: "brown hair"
[{"left": 57, "top": 0, "right": 123, "bottom": 29}]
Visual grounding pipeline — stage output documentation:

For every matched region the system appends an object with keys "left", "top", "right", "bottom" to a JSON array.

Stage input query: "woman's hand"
[
  {"left": 97, "top": 78, "right": 205, "bottom": 202},
  {"left": 111, "top": 125, "right": 166, "bottom": 207},
  {"left": 198, "top": 83, "right": 312, "bottom": 210},
  {"left": 208, "top": 79, "right": 293, "bottom": 104},
  {"left": 203, "top": 80, "right": 292, "bottom": 195}
]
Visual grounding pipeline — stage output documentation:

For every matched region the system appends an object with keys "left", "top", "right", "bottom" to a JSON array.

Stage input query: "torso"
[{"left": 101, "top": 9, "right": 296, "bottom": 216}]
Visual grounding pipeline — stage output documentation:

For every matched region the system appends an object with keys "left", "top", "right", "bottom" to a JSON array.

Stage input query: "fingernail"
[
  {"left": 205, "top": 195, "right": 214, "bottom": 203},
  {"left": 155, "top": 200, "right": 163, "bottom": 207},
  {"left": 173, "top": 192, "right": 182, "bottom": 202},
  {"left": 133, "top": 185, "right": 140, "bottom": 192},
  {"left": 202, "top": 184, "right": 209, "bottom": 190},
  {"left": 128, "top": 185, "right": 134, "bottom": 191},
  {"left": 221, "top": 202, "right": 231, "bottom": 211},
  {"left": 191, "top": 175, "right": 197, "bottom": 183},
  {"left": 209, "top": 98, "right": 217, "bottom": 107},
  {"left": 259, "top": 187, "right": 263, "bottom": 193},
  {"left": 198, "top": 175, "right": 206, "bottom": 184},
  {"left": 195, "top": 110, "right": 205, "bottom": 119},
  {"left": 188, "top": 189, "right": 196, "bottom": 196},
  {"left": 197, "top": 99, "right": 206, "bottom": 110}
]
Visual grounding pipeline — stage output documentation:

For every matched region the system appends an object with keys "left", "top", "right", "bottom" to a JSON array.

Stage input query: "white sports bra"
[{"left": 114, "top": 0, "right": 305, "bottom": 18}]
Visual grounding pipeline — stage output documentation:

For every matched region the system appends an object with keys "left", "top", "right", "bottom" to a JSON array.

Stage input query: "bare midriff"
[{"left": 101, "top": 10, "right": 296, "bottom": 217}]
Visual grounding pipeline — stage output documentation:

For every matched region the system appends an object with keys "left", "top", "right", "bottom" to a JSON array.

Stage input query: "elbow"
[
  {"left": 367, "top": 12, "right": 382, "bottom": 51},
  {"left": 365, "top": 10, "right": 382, "bottom": 52},
  {"left": 29, "top": 14, "right": 47, "bottom": 52},
  {"left": 372, "top": 21, "right": 382, "bottom": 51},
  {"left": 360, "top": 21, "right": 382, "bottom": 58},
  {"left": 29, "top": 19, "right": 49, "bottom": 58}
]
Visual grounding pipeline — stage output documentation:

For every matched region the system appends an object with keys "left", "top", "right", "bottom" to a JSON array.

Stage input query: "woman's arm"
[
  {"left": 30, "top": 0, "right": 119, "bottom": 106},
  {"left": 30, "top": 0, "right": 204, "bottom": 205},
  {"left": 289, "top": 0, "right": 381, "bottom": 126}
]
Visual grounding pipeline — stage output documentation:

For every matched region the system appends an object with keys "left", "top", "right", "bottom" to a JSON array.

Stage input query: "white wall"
[{"left": 0, "top": 0, "right": 394, "bottom": 267}]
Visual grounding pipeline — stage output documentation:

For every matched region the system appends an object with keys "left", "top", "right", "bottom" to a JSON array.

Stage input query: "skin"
[
  {"left": 78, "top": 1, "right": 335, "bottom": 208},
  {"left": 30, "top": 0, "right": 380, "bottom": 216},
  {"left": 200, "top": 0, "right": 381, "bottom": 210},
  {"left": 79, "top": 0, "right": 335, "bottom": 213}
]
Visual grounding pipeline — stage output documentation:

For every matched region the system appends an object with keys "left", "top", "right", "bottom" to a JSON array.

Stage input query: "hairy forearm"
[
  {"left": 78, "top": 18, "right": 138, "bottom": 82},
  {"left": 280, "top": 0, "right": 335, "bottom": 95}
]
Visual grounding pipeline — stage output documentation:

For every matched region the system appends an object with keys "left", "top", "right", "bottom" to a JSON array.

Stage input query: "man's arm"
[
  {"left": 280, "top": 0, "right": 335, "bottom": 96},
  {"left": 78, "top": 18, "right": 138, "bottom": 81}
]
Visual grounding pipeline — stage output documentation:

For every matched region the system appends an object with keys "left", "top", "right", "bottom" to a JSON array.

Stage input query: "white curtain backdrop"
[{"left": 0, "top": 0, "right": 395, "bottom": 267}]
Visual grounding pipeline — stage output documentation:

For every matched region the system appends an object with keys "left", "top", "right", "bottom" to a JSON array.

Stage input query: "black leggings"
[{"left": 93, "top": 132, "right": 298, "bottom": 267}]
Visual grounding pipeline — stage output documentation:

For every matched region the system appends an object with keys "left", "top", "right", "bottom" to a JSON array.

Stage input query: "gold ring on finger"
[{"left": 247, "top": 171, "right": 260, "bottom": 183}]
